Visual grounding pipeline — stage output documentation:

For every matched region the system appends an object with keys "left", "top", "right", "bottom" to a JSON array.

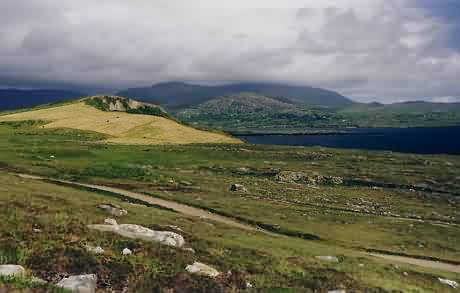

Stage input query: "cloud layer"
[{"left": 1, "top": 0, "right": 459, "bottom": 102}]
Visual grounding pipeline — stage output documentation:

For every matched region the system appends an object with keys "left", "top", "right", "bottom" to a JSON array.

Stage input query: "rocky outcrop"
[
  {"left": 0, "top": 265, "right": 25, "bottom": 277},
  {"left": 438, "top": 277, "right": 458, "bottom": 289},
  {"left": 57, "top": 274, "right": 97, "bottom": 293},
  {"left": 97, "top": 203, "right": 128, "bottom": 217},
  {"left": 275, "top": 171, "right": 343, "bottom": 185},
  {"left": 185, "top": 262, "right": 220, "bottom": 277},
  {"left": 88, "top": 219, "right": 185, "bottom": 247}
]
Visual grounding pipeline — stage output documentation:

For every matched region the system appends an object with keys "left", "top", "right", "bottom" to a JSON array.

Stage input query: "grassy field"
[
  {"left": 0, "top": 102, "right": 241, "bottom": 145},
  {"left": 0, "top": 121, "right": 459, "bottom": 292}
]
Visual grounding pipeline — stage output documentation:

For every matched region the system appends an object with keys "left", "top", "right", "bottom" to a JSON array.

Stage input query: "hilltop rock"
[
  {"left": 0, "top": 265, "right": 25, "bottom": 277},
  {"left": 57, "top": 274, "right": 97, "bottom": 293},
  {"left": 185, "top": 262, "right": 220, "bottom": 277},
  {"left": 230, "top": 183, "right": 247, "bottom": 192},
  {"left": 88, "top": 219, "right": 185, "bottom": 247},
  {"left": 97, "top": 203, "right": 128, "bottom": 217}
]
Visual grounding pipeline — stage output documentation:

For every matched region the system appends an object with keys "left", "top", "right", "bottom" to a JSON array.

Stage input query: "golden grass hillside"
[{"left": 0, "top": 102, "right": 241, "bottom": 145}]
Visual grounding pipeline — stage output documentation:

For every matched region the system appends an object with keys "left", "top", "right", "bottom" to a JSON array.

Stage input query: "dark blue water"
[{"left": 238, "top": 127, "right": 460, "bottom": 155}]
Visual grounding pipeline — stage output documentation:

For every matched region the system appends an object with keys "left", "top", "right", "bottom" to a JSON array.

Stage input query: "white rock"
[
  {"left": 315, "top": 256, "right": 339, "bottom": 262},
  {"left": 97, "top": 204, "right": 128, "bottom": 217},
  {"left": 328, "top": 290, "right": 346, "bottom": 293},
  {"left": 246, "top": 281, "right": 253, "bottom": 289},
  {"left": 104, "top": 218, "right": 118, "bottom": 226},
  {"left": 88, "top": 222, "right": 185, "bottom": 247},
  {"left": 185, "top": 262, "right": 220, "bottom": 277},
  {"left": 85, "top": 245, "right": 105, "bottom": 255},
  {"left": 122, "top": 248, "right": 132, "bottom": 255},
  {"left": 57, "top": 274, "right": 97, "bottom": 293},
  {"left": 438, "top": 278, "right": 459, "bottom": 289},
  {"left": 0, "top": 265, "right": 25, "bottom": 277}
]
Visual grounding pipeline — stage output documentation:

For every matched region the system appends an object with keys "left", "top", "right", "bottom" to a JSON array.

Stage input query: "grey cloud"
[{"left": 0, "top": 0, "right": 459, "bottom": 102}]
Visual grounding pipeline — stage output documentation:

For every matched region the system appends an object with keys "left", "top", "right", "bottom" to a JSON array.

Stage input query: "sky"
[{"left": 1, "top": 0, "right": 459, "bottom": 103}]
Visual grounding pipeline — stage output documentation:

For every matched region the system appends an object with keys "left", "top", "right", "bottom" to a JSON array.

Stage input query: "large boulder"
[
  {"left": 57, "top": 274, "right": 97, "bottom": 293},
  {"left": 88, "top": 219, "right": 185, "bottom": 247},
  {"left": 0, "top": 265, "right": 25, "bottom": 277},
  {"left": 185, "top": 262, "right": 220, "bottom": 278},
  {"left": 230, "top": 183, "right": 247, "bottom": 192},
  {"left": 96, "top": 203, "right": 128, "bottom": 217}
]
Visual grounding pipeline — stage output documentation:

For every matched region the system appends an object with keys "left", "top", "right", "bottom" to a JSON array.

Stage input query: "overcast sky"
[{"left": 1, "top": 0, "right": 459, "bottom": 103}]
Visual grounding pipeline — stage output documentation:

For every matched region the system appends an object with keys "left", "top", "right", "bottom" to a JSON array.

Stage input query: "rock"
[
  {"left": 185, "top": 262, "right": 220, "bottom": 278},
  {"left": 230, "top": 183, "right": 247, "bottom": 192},
  {"left": 85, "top": 245, "right": 105, "bottom": 255},
  {"left": 31, "top": 276, "right": 47, "bottom": 284},
  {"left": 88, "top": 220, "right": 185, "bottom": 247},
  {"left": 57, "top": 274, "right": 97, "bottom": 293},
  {"left": 246, "top": 281, "right": 253, "bottom": 289},
  {"left": 403, "top": 272, "right": 408, "bottom": 276},
  {"left": 183, "top": 247, "right": 195, "bottom": 254},
  {"left": 104, "top": 218, "right": 118, "bottom": 226},
  {"left": 97, "top": 204, "right": 128, "bottom": 217},
  {"left": 328, "top": 290, "right": 346, "bottom": 293},
  {"left": 122, "top": 248, "right": 132, "bottom": 255},
  {"left": 315, "top": 256, "right": 339, "bottom": 262},
  {"left": 438, "top": 278, "right": 459, "bottom": 289},
  {"left": 33, "top": 228, "right": 42, "bottom": 233},
  {"left": 275, "top": 171, "right": 343, "bottom": 185},
  {"left": 0, "top": 265, "right": 25, "bottom": 277}
]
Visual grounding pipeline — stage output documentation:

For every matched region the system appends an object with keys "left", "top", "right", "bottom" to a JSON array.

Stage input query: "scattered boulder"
[
  {"left": 275, "top": 171, "right": 343, "bottom": 185},
  {"left": 185, "top": 262, "right": 220, "bottom": 278},
  {"left": 438, "top": 278, "right": 459, "bottom": 289},
  {"left": 122, "top": 248, "right": 132, "bottom": 255},
  {"left": 315, "top": 256, "right": 339, "bottom": 262},
  {"left": 0, "top": 265, "right": 25, "bottom": 277},
  {"left": 57, "top": 274, "right": 97, "bottom": 293},
  {"left": 85, "top": 245, "right": 105, "bottom": 255},
  {"left": 97, "top": 203, "right": 128, "bottom": 217},
  {"left": 88, "top": 219, "right": 185, "bottom": 247},
  {"left": 230, "top": 183, "right": 247, "bottom": 192}
]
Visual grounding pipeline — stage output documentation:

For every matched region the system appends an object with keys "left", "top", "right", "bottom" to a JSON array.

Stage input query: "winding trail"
[{"left": 15, "top": 173, "right": 460, "bottom": 274}]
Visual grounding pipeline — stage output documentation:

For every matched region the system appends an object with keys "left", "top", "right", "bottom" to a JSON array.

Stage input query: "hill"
[
  {"left": 0, "top": 96, "right": 240, "bottom": 145},
  {"left": 0, "top": 88, "right": 86, "bottom": 110},
  {"left": 116, "top": 81, "right": 354, "bottom": 109}
]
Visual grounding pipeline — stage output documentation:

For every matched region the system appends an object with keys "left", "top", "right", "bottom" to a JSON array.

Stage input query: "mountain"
[
  {"left": 0, "top": 89, "right": 86, "bottom": 110},
  {"left": 0, "top": 95, "right": 240, "bottom": 145},
  {"left": 116, "top": 82, "right": 354, "bottom": 110}
]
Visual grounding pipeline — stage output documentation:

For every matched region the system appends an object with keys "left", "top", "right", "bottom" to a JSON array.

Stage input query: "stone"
[
  {"left": 315, "top": 256, "right": 339, "bottom": 262},
  {"left": 0, "top": 265, "right": 25, "bottom": 277},
  {"left": 122, "top": 248, "right": 132, "bottom": 255},
  {"left": 438, "top": 278, "right": 459, "bottom": 289},
  {"left": 230, "top": 183, "right": 247, "bottom": 192},
  {"left": 104, "top": 218, "right": 118, "bottom": 226},
  {"left": 88, "top": 220, "right": 185, "bottom": 247},
  {"left": 328, "top": 290, "right": 346, "bottom": 293},
  {"left": 85, "top": 245, "right": 105, "bottom": 255},
  {"left": 97, "top": 204, "right": 128, "bottom": 217},
  {"left": 246, "top": 281, "right": 253, "bottom": 289},
  {"left": 183, "top": 247, "right": 195, "bottom": 254},
  {"left": 57, "top": 274, "right": 97, "bottom": 293},
  {"left": 185, "top": 262, "right": 220, "bottom": 278}
]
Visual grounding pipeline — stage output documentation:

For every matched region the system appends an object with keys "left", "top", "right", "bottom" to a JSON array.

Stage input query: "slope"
[{"left": 0, "top": 96, "right": 240, "bottom": 145}]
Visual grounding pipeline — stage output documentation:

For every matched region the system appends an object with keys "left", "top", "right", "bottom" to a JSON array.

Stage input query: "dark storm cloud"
[{"left": 0, "top": 0, "right": 459, "bottom": 102}]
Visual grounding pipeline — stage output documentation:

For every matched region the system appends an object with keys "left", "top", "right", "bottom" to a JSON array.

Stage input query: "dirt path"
[
  {"left": 16, "top": 173, "right": 267, "bottom": 234},
  {"left": 369, "top": 253, "right": 460, "bottom": 274},
  {"left": 15, "top": 173, "right": 460, "bottom": 274}
]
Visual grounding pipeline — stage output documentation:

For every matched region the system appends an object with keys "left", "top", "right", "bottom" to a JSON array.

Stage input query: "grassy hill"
[
  {"left": 0, "top": 119, "right": 459, "bottom": 292},
  {"left": 116, "top": 81, "right": 354, "bottom": 110},
  {"left": 0, "top": 89, "right": 86, "bottom": 110},
  {"left": 0, "top": 96, "right": 240, "bottom": 145}
]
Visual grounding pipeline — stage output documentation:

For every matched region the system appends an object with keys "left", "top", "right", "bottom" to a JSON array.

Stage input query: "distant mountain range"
[
  {"left": 116, "top": 82, "right": 354, "bottom": 109},
  {"left": 0, "top": 89, "right": 86, "bottom": 110}
]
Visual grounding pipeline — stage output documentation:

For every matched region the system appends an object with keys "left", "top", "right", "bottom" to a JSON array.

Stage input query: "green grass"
[{"left": 0, "top": 121, "right": 459, "bottom": 291}]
